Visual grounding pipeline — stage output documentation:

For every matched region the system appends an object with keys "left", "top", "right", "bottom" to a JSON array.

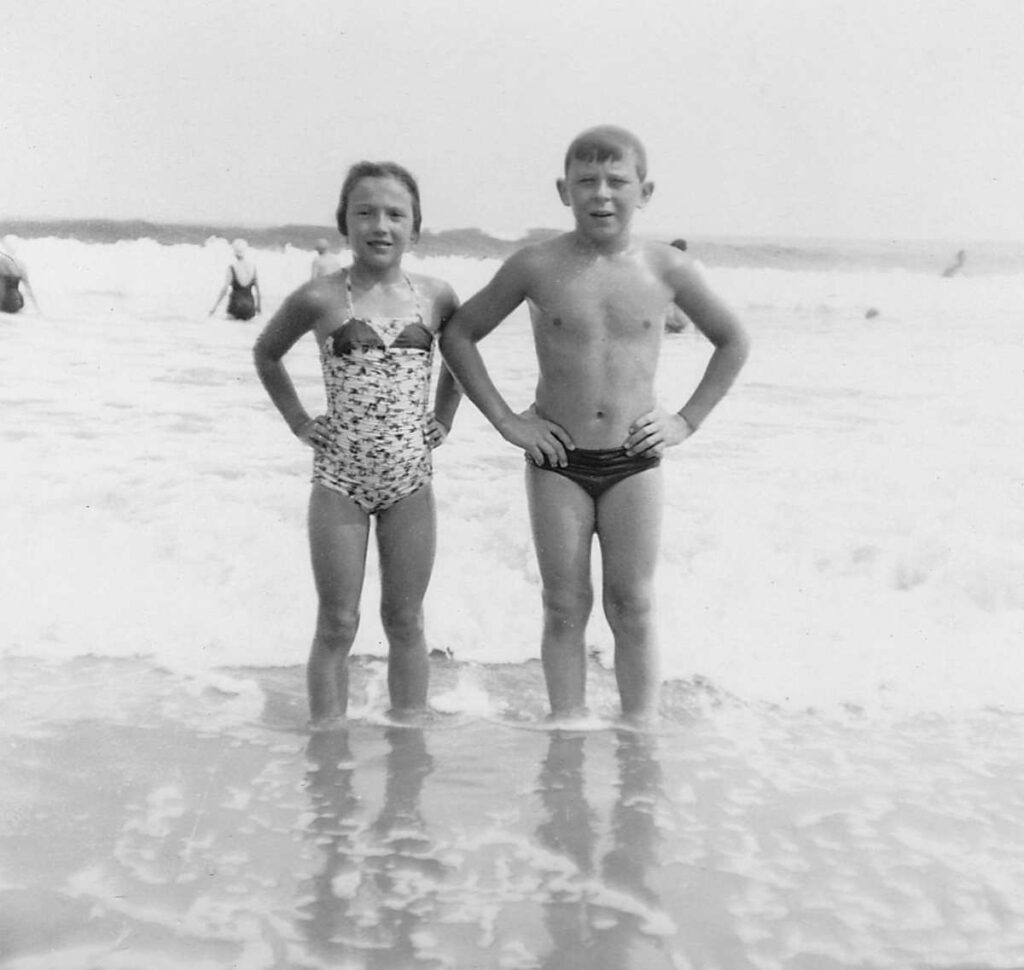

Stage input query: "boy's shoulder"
[{"left": 505, "top": 232, "right": 575, "bottom": 272}]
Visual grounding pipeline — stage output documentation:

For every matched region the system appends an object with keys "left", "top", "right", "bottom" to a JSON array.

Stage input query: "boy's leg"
[
  {"left": 525, "top": 464, "right": 596, "bottom": 718},
  {"left": 376, "top": 484, "right": 436, "bottom": 717},
  {"left": 595, "top": 468, "right": 664, "bottom": 722},
  {"left": 307, "top": 485, "right": 371, "bottom": 723}
]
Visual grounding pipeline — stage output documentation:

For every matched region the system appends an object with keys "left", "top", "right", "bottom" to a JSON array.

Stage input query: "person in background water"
[
  {"left": 0, "top": 236, "right": 40, "bottom": 314},
  {"left": 253, "top": 161, "right": 462, "bottom": 726},
  {"left": 209, "top": 238, "right": 261, "bottom": 320},
  {"left": 310, "top": 238, "right": 342, "bottom": 279},
  {"left": 941, "top": 249, "right": 967, "bottom": 278},
  {"left": 442, "top": 125, "right": 750, "bottom": 725}
]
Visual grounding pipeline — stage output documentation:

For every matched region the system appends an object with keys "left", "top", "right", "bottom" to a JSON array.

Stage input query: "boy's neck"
[{"left": 569, "top": 227, "right": 635, "bottom": 256}]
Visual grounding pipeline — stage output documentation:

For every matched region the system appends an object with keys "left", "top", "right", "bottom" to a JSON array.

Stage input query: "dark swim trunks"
[{"left": 533, "top": 447, "right": 660, "bottom": 500}]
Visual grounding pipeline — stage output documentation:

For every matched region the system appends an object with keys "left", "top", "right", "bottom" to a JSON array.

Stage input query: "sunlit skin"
[
  {"left": 441, "top": 135, "right": 750, "bottom": 723},
  {"left": 253, "top": 174, "right": 462, "bottom": 725}
]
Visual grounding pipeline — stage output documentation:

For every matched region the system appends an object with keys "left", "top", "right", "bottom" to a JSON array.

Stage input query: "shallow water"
[{"left": 2, "top": 656, "right": 1024, "bottom": 969}]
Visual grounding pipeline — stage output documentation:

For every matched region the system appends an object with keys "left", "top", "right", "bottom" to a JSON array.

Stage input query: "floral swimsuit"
[{"left": 312, "top": 272, "right": 436, "bottom": 514}]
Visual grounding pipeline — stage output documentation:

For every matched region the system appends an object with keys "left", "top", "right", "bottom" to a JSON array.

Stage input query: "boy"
[{"left": 440, "top": 126, "right": 749, "bottom": 722}]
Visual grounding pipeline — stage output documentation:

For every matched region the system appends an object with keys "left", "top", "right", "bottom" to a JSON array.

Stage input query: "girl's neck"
[{"left": 348, "top": 261, "right": 404, "bottom": 289}]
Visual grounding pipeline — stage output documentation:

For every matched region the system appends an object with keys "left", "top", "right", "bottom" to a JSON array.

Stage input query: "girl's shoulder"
[{"left": 407, "top": 271, "right": 457, "bottom": 304}]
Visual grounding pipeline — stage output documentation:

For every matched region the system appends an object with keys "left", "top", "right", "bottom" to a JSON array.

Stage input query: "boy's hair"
[
  {"left": 336, "top": 161, "right": 422, "bottom": 237},
  {"left": 564, "top": 125, "right": 648, "bottom": 181}
]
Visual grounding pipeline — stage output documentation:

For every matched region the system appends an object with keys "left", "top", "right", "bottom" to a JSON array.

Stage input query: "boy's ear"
[
  {"left": 556, "top": 178, "right": 570, "bottom": 206},
  {"left": 639, "top": 180, "right": 655, "bottom": 207}
]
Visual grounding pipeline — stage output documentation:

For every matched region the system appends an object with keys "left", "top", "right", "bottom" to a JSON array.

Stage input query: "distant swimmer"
[
  {"left": 941, "top": 249, "right": 967, "bottom": 278},
  {"left": 0, "top": 236, "right": 40, "bottom": 314},
  {"left": 310, "top": 238, "right": 342, "bottom": 279},
  {"left": 209, "top": 238, "right": 261, "bottom": 320}
]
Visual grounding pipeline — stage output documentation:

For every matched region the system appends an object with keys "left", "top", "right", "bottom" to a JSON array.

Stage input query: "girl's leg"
[
  {"left": 307, "top": 484, "right": 371, "bottom": 723},
  {"left": 375, "top": 484, "right": 437, "bottom": 717}
]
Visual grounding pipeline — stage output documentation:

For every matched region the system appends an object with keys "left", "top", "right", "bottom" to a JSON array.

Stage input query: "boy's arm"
[
  {"left": 440, "top": 253, "right": 573, "bottom": 465},
  {"left": 430, "top": 282, "right": 463, "bottom": 442},
  {"left": 625, "top": 260, "right": 750, "bottom": 456}
]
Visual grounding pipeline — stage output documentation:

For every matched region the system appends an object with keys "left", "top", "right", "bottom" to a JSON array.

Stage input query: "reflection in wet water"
[
  {"left": 537, "top": 730, "right": 680, "bottom": 969},
  {"left": 300, "top": 727, "right": 445, "bottom": 968}
]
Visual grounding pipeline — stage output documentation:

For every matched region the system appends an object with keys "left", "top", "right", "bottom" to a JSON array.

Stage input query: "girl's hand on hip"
[
  {"left": 296, "top": 415, "right": 329, "bottom": 450},
  {"left": 426, "top": 413, "right": 450, "bottom": 449}
]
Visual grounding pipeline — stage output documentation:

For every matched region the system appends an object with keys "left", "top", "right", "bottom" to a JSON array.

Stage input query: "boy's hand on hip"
[
  {"left": 624, "top": 408, "right": 693, "bottom": 456},
  {"left": 501, "top": 408, "right": 575, "bottom": 467}
]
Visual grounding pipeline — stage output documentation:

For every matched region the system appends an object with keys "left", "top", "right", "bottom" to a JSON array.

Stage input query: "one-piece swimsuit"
[
  {"left": 227, "top": 265, "right": 257, "bottom": 320},
  {"left": 312, "top": 271, "right": 436, "bottom": 513},
  {"left": 0, "top": 255, "right": 24, "bottom": 314}
]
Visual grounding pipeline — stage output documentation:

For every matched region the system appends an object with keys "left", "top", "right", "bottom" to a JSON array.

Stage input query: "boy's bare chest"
[{"left": 529, "top": 265, "right": 670, "bottom": 338}]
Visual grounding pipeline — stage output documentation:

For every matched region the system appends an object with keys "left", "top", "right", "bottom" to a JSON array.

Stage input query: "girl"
[{"left": 253, "top": 162, "right": 461, "bottom": 724}]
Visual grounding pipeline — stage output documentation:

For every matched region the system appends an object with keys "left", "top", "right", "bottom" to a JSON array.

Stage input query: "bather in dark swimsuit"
[
  {"left": 533, "top": 447, "right": 660, "bottom": 500},
  {"left": 227, "top": 265, "right": 257, "bottom": 320},
  {"left": 0, "top": 256, "right": 24, "bottom": 314}
]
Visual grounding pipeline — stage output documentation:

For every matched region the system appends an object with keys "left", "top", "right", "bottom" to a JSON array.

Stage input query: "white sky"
[{"left": 3, "top": 0, "right": 1022, "bottom": 240}]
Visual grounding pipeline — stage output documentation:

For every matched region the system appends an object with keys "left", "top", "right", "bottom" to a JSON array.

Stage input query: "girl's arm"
[{"left": 253, "top": 289, "right": 319, "bottom": 437}]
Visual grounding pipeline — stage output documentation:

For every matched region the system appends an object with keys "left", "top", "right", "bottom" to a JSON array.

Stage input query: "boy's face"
[{"left": 557, "top": 151, "right": 653, "bottom": 242}]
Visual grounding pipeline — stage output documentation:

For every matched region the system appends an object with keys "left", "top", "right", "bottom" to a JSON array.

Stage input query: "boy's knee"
[
  {"left": 316, "top": 602, "right": 360, "bottom": 647},
  {"left": 542, "top": 585, "right": 593, "bottom": 630},
  {"left": 380, "top": 601, "right": 424, "bottom": 643},
  {"left": 603, "top": 585, "right": 654, "bottom": 628}
]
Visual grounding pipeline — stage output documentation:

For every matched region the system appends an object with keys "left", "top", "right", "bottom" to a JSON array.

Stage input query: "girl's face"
[{"left": 345, "top": 176, "right": 417, "bottom": 270}]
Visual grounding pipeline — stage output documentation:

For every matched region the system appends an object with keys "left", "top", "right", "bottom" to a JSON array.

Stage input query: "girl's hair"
[{"left": 336, "top": 161, "right": 422, "bottom": 238}]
